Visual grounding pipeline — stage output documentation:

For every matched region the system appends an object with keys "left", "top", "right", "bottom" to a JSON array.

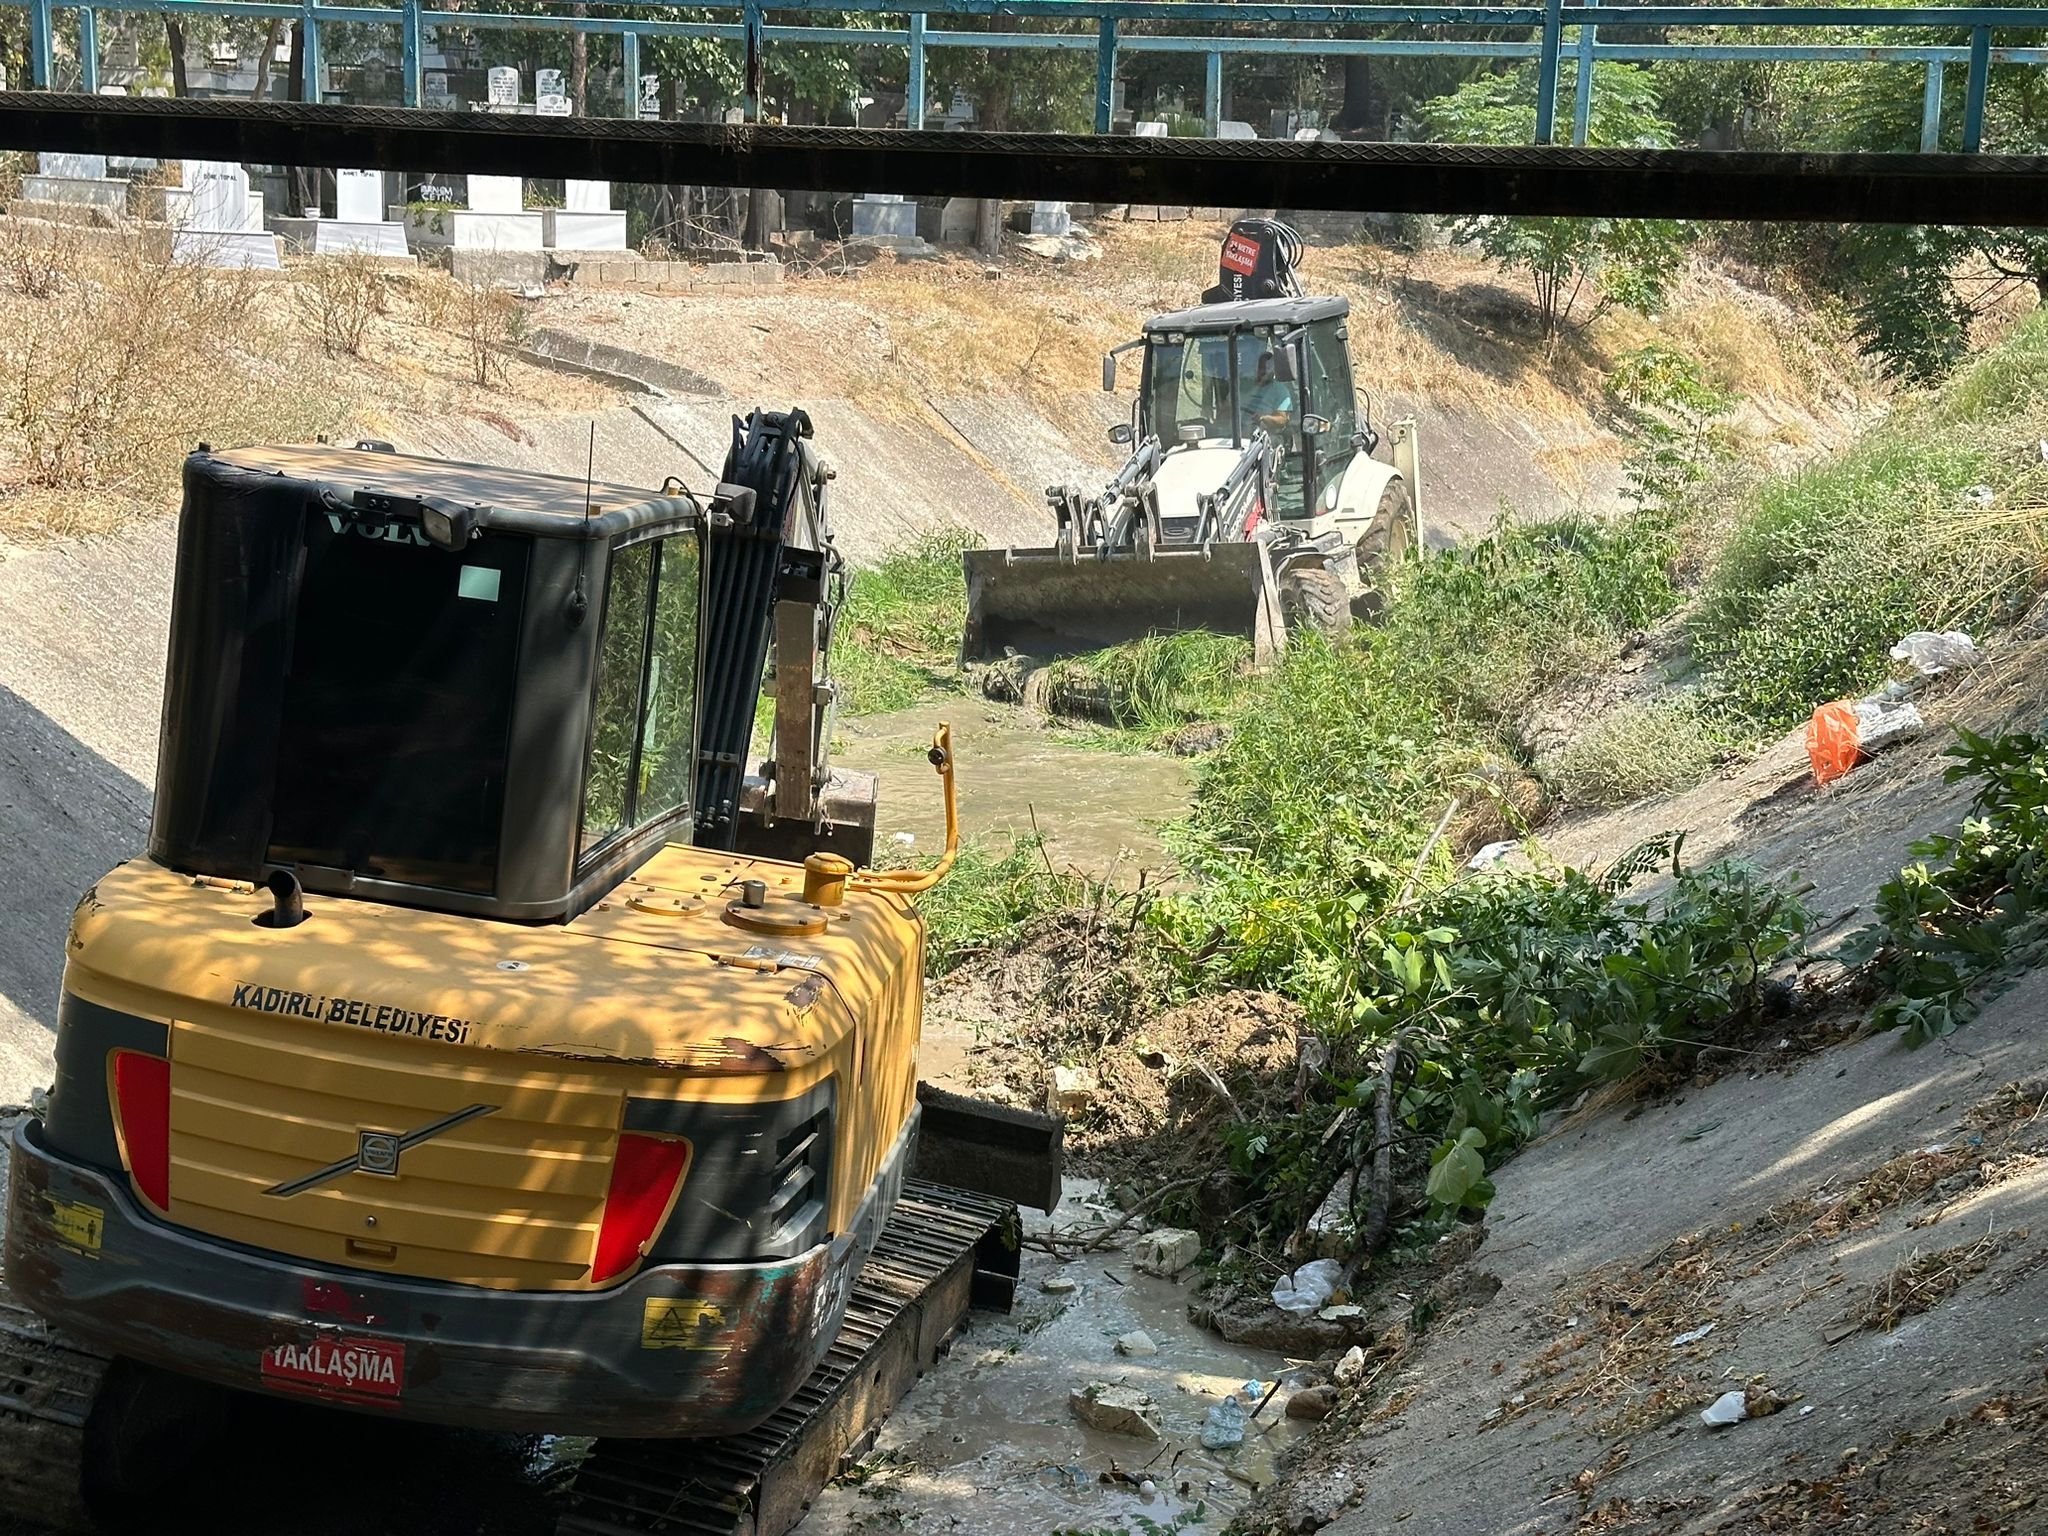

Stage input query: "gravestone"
[
  {"left": 335, "top": 168, "right": 383, "bottom": 224},
  {"left": 402, "top": 172, "right": 544, "bottom": 259},
  {"left": 1026, "top": 201, "right": 1071, "bottom": 236},
  {"left": 536, "top": 68, "right": 563, "bottom": 100},
  {"left": 278, "top": 167, "right": 407, "bottom": 256},
  {"left": 537, "top": 94, "right": 571, "bottom": 116},
  {"left": 938, "top": 197, "right": 978, "bottom": 244},
  {"left": 640, "top": 74, "right": 661, "bottom": 119},
  {"left": 39, "top": 151, "right": 108, "bottom": 179},
  {"left": 486, "top": 67, "right": 520, "bottom": 107},
  {"left": 16, "top": 150, "right": 129, "bottom": 221},
  {"left": 172, "top": 159, "right": 281, "bottom": 269},
  {"left": 468, "top": 176, "right": 524, "bottom": 214},
  {"left": 1133, "top": 120, "right": 1168, "bottom": 138},
  {"left": 545, "top": 179, "right": 627, "bottom": 251},
  {"left": 852, "top": 193, "right": 916, "bottom": 239},
  {"left": 1217, "top": 120, "right": 1257, "bottom": 140}
]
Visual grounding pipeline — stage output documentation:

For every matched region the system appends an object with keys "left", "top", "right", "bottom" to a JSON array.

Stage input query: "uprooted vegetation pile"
[{"left": 926, "top": 309, "right": 2048, "bottom": 1379}]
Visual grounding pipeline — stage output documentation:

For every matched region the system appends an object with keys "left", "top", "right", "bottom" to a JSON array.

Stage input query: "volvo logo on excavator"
[{"left": 264, "top": 1104, "right": 499, "bottom": 1197}]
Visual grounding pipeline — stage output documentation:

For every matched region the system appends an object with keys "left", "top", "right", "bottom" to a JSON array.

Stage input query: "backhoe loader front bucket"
[{"left": 961, "top": 542, "right": 1286, "bottom": 667}]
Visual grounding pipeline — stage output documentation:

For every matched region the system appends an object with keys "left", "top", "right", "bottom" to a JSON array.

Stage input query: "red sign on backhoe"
[{"left": 1221, "top": 233, "right": 1261, "bottom": 276}]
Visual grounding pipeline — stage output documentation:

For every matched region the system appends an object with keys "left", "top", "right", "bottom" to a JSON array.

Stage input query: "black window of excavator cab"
[
  {"left": 579, "top": 534, "right": 700, "bottom": 860},
  {"left": 268, "top": 511, "right": 529, "bottom": 895},
  {"left": 581, "top": 541, "right": 653, "bottom": 853},
  {"left": 1305, "top": 320, "right": 1359, "bottom": 509}
]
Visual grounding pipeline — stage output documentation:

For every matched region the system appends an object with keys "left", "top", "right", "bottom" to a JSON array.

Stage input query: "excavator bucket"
[{"left": 960, "top": 542, "right": 1286, "bottom": 666}]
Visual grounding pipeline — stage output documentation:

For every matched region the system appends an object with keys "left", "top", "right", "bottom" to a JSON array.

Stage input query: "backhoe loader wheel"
[
  {"left": 1277, "top": 565, "right": 1353, "bottom": 643},
  {"left": 1352, "top": 479, "right": 1415, "bottom": 619}
]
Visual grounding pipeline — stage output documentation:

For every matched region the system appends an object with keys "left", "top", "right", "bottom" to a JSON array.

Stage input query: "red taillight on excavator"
[
  {"left": 111, "top": 1049, "right": 172, "bottom": 1211},
  {"left": 591, "top": 1134, "right": 690, "bottom": 1284}
]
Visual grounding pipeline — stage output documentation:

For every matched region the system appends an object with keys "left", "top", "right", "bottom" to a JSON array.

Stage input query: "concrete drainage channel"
[
  {"left": 797, "top": 1176, "right": 1306, "bottom": 1536},
  {"left": 509, "top": 327, "right": 727, "bottom": 398}
]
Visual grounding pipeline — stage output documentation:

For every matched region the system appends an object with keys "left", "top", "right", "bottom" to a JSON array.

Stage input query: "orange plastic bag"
[{"left": 1806, "top": 699, "right": 1863, "bottom": 786}]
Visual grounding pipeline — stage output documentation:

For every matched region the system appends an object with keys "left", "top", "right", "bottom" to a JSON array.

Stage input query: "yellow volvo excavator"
[{"left": 1, "top": 410, "right": 1056, "bottom": 1532}]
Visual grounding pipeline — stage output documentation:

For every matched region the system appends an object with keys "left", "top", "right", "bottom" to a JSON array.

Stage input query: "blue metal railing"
[{"left": 15, "top": 0, "right": 2048, "bottom": 154}]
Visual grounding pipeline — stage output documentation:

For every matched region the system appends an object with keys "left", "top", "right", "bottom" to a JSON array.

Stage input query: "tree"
[
  {"left": 164, "top": 16, "right": 189, "bottom": 95},
  {"left": 1817, "top": 45, "right": 2048, "bottom": 379},
  {"left": 1422, "top": 62, "right": 1690, "bottom": 334}
]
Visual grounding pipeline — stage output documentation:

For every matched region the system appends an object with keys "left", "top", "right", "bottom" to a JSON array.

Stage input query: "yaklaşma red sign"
[{"left": 262, "top": 1335, "right": 405, "bottom": 1401}]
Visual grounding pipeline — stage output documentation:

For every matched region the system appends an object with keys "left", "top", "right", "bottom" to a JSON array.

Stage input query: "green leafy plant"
[
  {"left": 833, "top": 531, "right": 974, "bottom": 715},
  {"left": 904, "top": 833, "right": 1084, "bottom": 976},
  {"left": 1847, "top": 729, "right": 2048, "bottom": 1045},
  {"left": 1608, "top": 342, "right": 1735, "bottom": 514},
  {"left": 1422, "top": 63, "right": 1690, "bottom": 334}
]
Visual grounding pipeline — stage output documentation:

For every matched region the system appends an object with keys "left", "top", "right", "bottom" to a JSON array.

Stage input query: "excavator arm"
[{"left": 695, "top": 408, "right": 878, "bottom": 868}]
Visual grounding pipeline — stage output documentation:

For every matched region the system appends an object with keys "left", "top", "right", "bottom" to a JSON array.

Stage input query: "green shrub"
[
  {"left": 1042, "top": 631, "right": 1253, "bottom": 737},
  {"left": 912, "top": 834, "right": 1082, "bottom": 976},
  {"left": 1547, "top": 696, "right": 1726, "bottom": 807},
  {"left": 1690, "top": 375, "right": 2037, "bottom": 731},
  {"left": 1847, "top": 729, "right": 2048, "bottom": 1045},
  {"left": 1386, "top": 512, "right": 1680, "bottom": 730},
  {"left": 833, "top": 532, "right": 973, "bottom": 715}
]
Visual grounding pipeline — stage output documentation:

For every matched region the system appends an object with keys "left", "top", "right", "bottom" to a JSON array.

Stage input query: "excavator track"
[
  {"left": 558, "top": 1180, "right": 1020, "bottom": 1536},
  {"left": 0, "top": 1294, "right": 109, "bottom": 1534},
  {"left": 0, "top": 1178, "right": 1016, "bottom": 1536}
]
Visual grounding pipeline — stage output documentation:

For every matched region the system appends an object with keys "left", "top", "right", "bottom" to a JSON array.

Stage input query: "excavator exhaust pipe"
[{"left": 960, "top": 542, "right": 1286, "bottom": 667}]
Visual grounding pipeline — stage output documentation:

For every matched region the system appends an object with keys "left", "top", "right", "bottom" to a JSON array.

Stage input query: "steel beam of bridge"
[{"left": 5, "top": 94, "right": 2047, "bottom": 225}]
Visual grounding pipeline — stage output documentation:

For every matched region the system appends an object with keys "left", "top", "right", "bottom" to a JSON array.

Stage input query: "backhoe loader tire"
[
  {"left": 1277, "top": 565, "right": 1352, "bottom": 643},
  {"left": 1352, "top": 479, "right": 1414, "bottom": 620}
]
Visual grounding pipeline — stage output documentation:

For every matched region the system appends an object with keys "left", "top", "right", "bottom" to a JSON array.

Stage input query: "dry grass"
[
  {"left": 0, "top": 224, "right": 341, "bottom": 522},
  {"left": 297, "top": 252, "right": 390, "bottom": 358},
  {"left": 827, "top": 223, "right": 1876, "bottom": 463},
  {"left": 1859, "top": 1230, "right": 2015, "bottom": 1331},
  {"left": 0, "top": 224, "right": 615, "bottom": 541}
]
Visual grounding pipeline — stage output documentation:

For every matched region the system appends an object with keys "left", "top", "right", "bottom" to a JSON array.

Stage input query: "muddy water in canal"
[{"left": 833, "top": 702, "right": 1195, "bottom": 880}]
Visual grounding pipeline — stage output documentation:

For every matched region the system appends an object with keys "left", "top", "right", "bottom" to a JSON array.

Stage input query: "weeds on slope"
[
  {"left": 833, "top": 531, "right": 974, "bottom": 715},
  {"left": 1691, "top": 312, "right": 2048, "bottom": 732},
  {"left": 1847, "top": 728, "right": 2048, "bottom": 1045}
]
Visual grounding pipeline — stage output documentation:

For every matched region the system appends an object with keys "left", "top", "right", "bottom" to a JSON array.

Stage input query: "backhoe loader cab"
[
  {"left": 3, "top": 418, "right": 962, "bottom": 1455},
  {"left": 962, "top": 220, "right": 1422, "bottom": 668},
  {"left": 1127, "top": 296, "right": 1363, "bottom": 527}
]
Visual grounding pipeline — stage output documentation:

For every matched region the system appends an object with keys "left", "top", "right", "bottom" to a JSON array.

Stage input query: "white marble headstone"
[
  {"left": 564, "top": 179, "right": 611, "bottom": 212},
  {"left": 1134, "top": 120, "right": 1168, "bottom": 138},
  {"left": 486, "top": 67, "right": 520, "bottom": 106},
  {"left": 1218, "top": 120, "right": 1257, "bottom": 140},
  {"left": 536, "top": 68, "right": 563, "bottom": 99},
  {"left": 40, "top": 151, "right": 108, "bottom": 179},
  {"left": 334, "top": 168, "right": 382, "bottom": 223},
  {"left": 467, "top": 175, "right": 523, "bottom": 214},
  {"left": 640, "top": 74, "right": 660, "bottom": 117},
  {"left": 537, "top": 95, "right": 571, "bottom": 116},
  {"left": 184, "top": 160, "right": 255, "bottom": 231}
]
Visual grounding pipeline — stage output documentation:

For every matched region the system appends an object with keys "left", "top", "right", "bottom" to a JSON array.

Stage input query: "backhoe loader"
[
  {"left": 0, "top": 410, "right": 1057, "bottom": 1532},
  {"left": 963, "top": 219, "right": 1421, "bottom": 666}
]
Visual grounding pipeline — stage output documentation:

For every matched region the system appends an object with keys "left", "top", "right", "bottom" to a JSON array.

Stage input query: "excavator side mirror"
[
  {"left": 1102, "top": 354, "right": 1118, "bottom": 392},
  {"left": 1107, "top": 422, "right": 1133, "bottom": 446},
  {"left": 1274, "top": 346, "right": 1297, "bottom": 383},
  {"left": 1301, "top": 414, "right": 1330, "bottom": 438}
]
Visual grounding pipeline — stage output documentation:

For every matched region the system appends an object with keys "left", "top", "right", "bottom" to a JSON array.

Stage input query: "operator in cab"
[{"left": 1244, "top": 349, "right": 1295, "bottom": 437}]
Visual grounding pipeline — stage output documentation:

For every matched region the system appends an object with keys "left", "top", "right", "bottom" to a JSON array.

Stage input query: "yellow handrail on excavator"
[
  {"left": 853, "top": 724, "right": 958, "bottom": 896},
  {"left": 799, "top": 725, "right": 958, "bottom": 903}
]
